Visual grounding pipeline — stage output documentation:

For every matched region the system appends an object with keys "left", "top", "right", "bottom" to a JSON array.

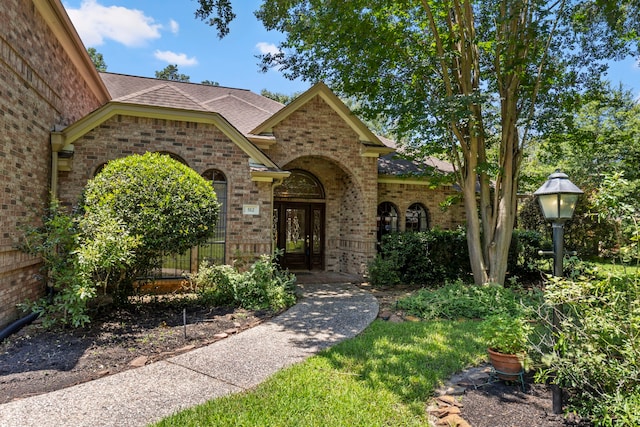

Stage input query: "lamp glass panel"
[
  {"left": 538, "top": 194, "right": 559, "bottom": 220},
  {"left": 559, "top": 194, "right": 579, "bottom": 219}
]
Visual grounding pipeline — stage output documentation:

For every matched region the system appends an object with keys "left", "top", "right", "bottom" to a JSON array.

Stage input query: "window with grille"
[
  {"left": 405, "top": 203, "right": 430, "bottom": 232},
  {"left": 377, "top": 202, "right": 399, "bottom": 249}
]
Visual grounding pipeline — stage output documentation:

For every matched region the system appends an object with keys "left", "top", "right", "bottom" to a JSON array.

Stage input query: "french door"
[{"left": 273, "top": 202, "right": 324, "bottom": 270}]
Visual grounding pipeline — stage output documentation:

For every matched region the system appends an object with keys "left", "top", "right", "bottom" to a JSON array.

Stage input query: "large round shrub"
[{"left": 81, "top": 152, "right": 219, "bottom": 280}]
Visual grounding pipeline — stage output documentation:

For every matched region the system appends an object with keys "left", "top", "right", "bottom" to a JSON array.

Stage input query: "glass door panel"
[
  {"left": 275, "top": 202, "right": 324, "bottom": 270},
  {"left": 285, "top": 208, "right": 306, "bottom": 254}
]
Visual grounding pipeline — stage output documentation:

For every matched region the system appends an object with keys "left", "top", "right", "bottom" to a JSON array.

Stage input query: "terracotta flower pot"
[{"left": 487, "top": 348, "right": 524, "bottom": 381}]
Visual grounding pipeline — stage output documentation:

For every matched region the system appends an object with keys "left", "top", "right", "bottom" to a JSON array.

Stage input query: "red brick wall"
[
  {"left": 57, "top": 115, "right": 273, "bottom": 265},
  {"left": 0, "top": 0, "right": 103, "bottom": 327},
  {"left": 268, "top": 95, "right": 379, "bottom": 274},
  {"left": 377, "top": 182, "right": 467, "bottom": 230}
]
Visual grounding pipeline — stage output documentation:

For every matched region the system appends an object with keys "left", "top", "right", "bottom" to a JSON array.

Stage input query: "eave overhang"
[{"left": 35, "top": 0, "right": 110, "bottom": 103}]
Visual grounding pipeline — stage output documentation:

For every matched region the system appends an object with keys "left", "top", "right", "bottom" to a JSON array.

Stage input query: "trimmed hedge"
[{"left": 368, "top": 229, "right": 543, "bottom": 286}]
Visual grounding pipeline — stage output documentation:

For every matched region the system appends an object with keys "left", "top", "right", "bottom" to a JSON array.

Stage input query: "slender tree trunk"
[{"left": 463, "top": 148, "right": 489, "bottom": 285}]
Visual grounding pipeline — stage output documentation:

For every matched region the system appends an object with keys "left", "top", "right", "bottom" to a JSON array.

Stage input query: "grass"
[
  {"left": 589, "top": 259, "right": 640, "bottom": 275},
  {"left": 153, "top": 319, "right": 486, "bottom": 427}
]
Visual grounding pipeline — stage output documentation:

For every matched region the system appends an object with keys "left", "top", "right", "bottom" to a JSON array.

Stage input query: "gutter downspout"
[{"left": 50, "top": 132, "right": 65, "bottom": 201}]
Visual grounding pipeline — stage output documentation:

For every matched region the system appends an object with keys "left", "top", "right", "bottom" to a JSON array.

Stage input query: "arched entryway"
[{"left": 273, "top": 170, "right": 325, "bottom": 270}]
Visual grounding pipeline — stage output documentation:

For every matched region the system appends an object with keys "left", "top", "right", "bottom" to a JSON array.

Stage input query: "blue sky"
[{"left": 63, "top": 0, "right": 640, "bottom": 98}]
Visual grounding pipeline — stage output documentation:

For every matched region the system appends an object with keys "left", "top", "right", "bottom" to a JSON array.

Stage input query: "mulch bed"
[{"left": 0, "top": 297, "right": 275, "bottom": 404}]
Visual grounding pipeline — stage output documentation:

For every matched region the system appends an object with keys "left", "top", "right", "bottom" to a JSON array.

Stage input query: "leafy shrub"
[
  {"left": 507, "top": 229, "right": 546, "bottom": 278},
  {"left": 76, "top": 208, "right": 140, "bottom": 295},
  {"left": 480, "top": 313, "right": 532, "bottom": 354},
  {"left": 369, "top": 229, "right": 471, "bottom": 287},
  {"left": 81, "top": 152, "right": 220, "bottom": 299},
  {"left": 396, "top": 280, "right": 539, "bottom": 320},
  {"left": 369, "top": 228, "right": 543, "bottom": 287},
  {"left": 535, "top": 271, "right": 640, "bottom": 425},
  {"left": 18, "top": 201, "right": 96, "bottom": 327},
  {"left": 367, "top": 256, "right": 401, "bottom": 287},
  {"left": 190, "top": 254, "right": 297, "bottom": 311},
  {"left": 188, "top": 263, "right": 238, "bottom": 306},
  {"left": 18, "top": 153, "right": 221, "bottom": 325}
]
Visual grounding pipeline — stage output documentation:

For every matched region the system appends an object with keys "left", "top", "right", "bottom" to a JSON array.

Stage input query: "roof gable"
[
  {"left": 250, "top": 82, "right": 391, "bottom": 152},
  {"left": 52, "top": 102, "right": 284, "bottom": 176}
]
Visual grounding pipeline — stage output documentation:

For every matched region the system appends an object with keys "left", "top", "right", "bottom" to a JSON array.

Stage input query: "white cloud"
[
  {"left": 256, "top": 42, "right": 280, "bottom": 56},
  {"left": 65, "top": 0, "right": 161, "bottom": 47},
  {"left": 169, "top": 19, "right": 179, "bottom": 35},
  {"left": 154, "top": 50, "right": 198, "bottom": 66}
]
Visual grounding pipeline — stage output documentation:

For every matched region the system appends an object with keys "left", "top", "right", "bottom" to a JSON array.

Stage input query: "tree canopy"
[
  {"left": 87, "top": 47, "right": 107, "bottom": 72},
  {"left": 155, "top": 64, "right": 191, "bottom": 82}
]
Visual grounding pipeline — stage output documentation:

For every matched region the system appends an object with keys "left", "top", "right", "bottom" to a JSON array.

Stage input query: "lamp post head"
[{"left": 534, "top": 170, "right": 583, "bottom": 221}]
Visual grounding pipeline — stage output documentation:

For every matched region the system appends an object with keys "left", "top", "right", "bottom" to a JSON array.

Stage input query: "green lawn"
[
  {"left": 153, "top": 319, "right": 486, "bottom": 427},
  {"left": 590, "top": 259, "right": 640, "bottom": 275}
]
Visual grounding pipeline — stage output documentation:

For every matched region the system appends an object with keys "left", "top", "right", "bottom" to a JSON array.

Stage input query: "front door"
[{"left": 274, "top": 202, "right": 324, "bottom": 270}]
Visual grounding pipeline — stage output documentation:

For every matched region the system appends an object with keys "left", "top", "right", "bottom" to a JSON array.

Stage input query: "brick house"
[{"left": 0, "top": 0, "right": 465, "bottom": 327}]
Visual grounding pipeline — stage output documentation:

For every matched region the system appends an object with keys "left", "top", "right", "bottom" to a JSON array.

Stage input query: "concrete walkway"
[{"left": 0, "top": 281, "right": 378, "bottom": 427}]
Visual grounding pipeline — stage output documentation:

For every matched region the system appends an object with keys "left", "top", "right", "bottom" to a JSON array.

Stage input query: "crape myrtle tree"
[{"left": 195, "top": 0, "right": 639, "bottom": 285}]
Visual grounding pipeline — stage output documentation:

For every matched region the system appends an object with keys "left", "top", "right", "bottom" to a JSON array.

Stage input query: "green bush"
[
  {"left": 18, "top": 201, "right": 96, "bottom": 327},
  {"left": 190, "top": 255, "right": 297, "bottom": 311},
  {"left": 81, "top": 152, "right": 220, "bottom": 299},
  {"left": 508, "top": 229, "right": 546, "bottom": 278},
  {"left": 188, "top": 263, "right": 238, "bottom": 306},
  {"left": 18, "top": 153, "right": 221, "bottom": 325},
  {"left": 369, "top": 228, "right": 544, "bottom": 287},
  {"left": 366, "top": 256, "right": 401, "bottom": 287},
  {"left": 369, "top": 229, "right": 471, "bottom": 287},
  {"left": 536, "top": 271, "right": 640, "bottom": 425}
]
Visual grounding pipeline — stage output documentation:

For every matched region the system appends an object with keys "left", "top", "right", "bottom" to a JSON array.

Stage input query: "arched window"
[
  {"left": 156, "top": 151, "right": 187, "bottom": 165},
  {"left": 198, "top": 169, "right": 227, "bottom": 266},
  {"left": 377, "top": 202, "right": 399, "bottom": 246},
  {"left": 94, "top": 163, "right": 107, "bottom": 176},
  {"left": 405, "top": 203, "right": 429, "bottom": 232},
  {"left": 274, "top": 169, "right": 325, "bottom": 200}
]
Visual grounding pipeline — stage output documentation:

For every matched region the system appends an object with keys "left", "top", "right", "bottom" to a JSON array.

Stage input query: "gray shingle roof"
[
  {"left": 99, "top": 72, "right": 285, "bottom": 134},
  {"left": 378, "top": 152, "right": 454, "bottom": 176}
]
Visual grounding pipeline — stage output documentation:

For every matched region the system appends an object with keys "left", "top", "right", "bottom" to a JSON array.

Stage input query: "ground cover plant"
[
  {"left": 396, "top": 280, "right": 540, "bottom": 321},
  {"left": 188, "top": 254, "right": 297, "bottom": 311},
  {"left": 153, "top": 320, "right": 486, "bottom": 427}
]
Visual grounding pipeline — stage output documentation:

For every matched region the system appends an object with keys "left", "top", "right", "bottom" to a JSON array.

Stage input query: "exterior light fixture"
[
  {"left": 534, "top": 170, "right": 583, "bottom": 222},
  {"left": 534, "top": 169, "right": 583, "bottom": 415}
]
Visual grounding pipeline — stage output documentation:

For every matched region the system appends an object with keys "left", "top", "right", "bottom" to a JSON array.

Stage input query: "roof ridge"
[
  {"left": 116, "top": 83, "right": 209, "bottom": 111},
  {"left": 202, "top": 93, "right": 274, "bottom": 114},
  {"left": 164, "top": 83, "right": 211, "bottom": 110},
  {"left": 99, "top": 71, "right": 253, "bottom": 92}
]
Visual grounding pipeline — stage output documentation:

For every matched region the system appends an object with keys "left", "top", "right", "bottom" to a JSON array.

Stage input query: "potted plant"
[{"left": 479, "top": 313, "right": 532, "bottom": 380}]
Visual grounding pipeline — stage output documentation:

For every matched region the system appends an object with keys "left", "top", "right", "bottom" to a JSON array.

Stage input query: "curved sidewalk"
[{"left": 0, "top": 282, "right": 378, "bottom": 427}]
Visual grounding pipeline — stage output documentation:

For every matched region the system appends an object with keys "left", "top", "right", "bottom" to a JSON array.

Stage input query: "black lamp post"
[
  {"left": 534, "top": 170, "right": 583, "bottom": 277},
  {"left": 534, "top": 169, "right": 583, "bottom": 414}
]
